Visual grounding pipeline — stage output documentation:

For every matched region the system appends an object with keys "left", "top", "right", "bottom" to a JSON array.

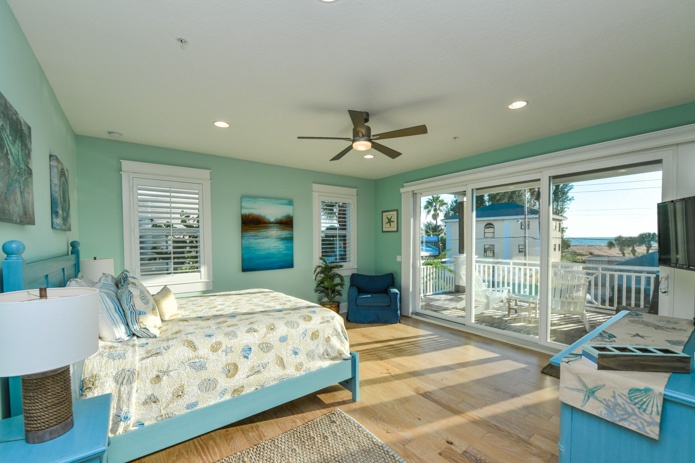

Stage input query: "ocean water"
[{"left": 567, "top": 237, "right": 614, "bottom": 246}]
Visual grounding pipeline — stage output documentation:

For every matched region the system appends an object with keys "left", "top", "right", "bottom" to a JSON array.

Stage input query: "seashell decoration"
[
  {"left": 142, "top": 394, "right": 160, "bottom": 406},
  {"left": 172, "top": 384, "right": 185, "bottom": 399},
  {"left": 114, "top": 368, "right": 137, "bottom": 386},
  {"left": 285, "top": 320, "right": 300, "bottom": 329},
  {"left": 302, "top": 315, "right": 313, "bottom": 322},
  {"left": 156, "top": 412, "right": 175, "bottom": 422},
  {"left": 150, "top": 374, "right": 162, "bottom": 385},
  {"left": 183, "top": 339, "right": 198, "bottom": 351},
  {"left": 222, "top": 362, "right": 238, "bottom": 378},
  {"left": 295, "top": 362, "right": 304, "bottom": 372},
  {"left": 276, "top": 355, "right": 286, "bottom": 370},
  {"left": 232, "top": 386, "right": 245, "bottom": 397},
  {"left": 247, "top": 362, "right": 268, "bottom": 378},
  {"left": 210, "top": 341, "right": 223, "bottom": 352},
  {"left": 628, "top": 387, "right": 663, "bottom": 416},
  {"left": 81, "top": 375, "right": 98, "bottom": 394},
  {"left": 259, "top": 342, "right": 273, "bottom": 353},
  {"left": 224, "top": 331, "right": 238, "bottom": 340},
  {"left": 188, "top": 359, "right": 207, "bottom": 371},
  {"left": 246, "top": 327, "right": 259, "bottom": 334},
  {"left": 311, "top": 330, "right": 319, "bottom": 341},
  {"left": 199, "top": 378, "right": 219, "bottom": 393}
]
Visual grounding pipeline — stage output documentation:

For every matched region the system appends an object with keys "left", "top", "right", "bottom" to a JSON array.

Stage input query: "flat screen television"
[{"left": 657, "top": 196, "right": 695, "bottom": 270}]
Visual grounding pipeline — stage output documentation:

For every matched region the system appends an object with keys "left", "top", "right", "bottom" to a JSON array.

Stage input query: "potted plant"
[{"left": 313, "top": 257, "right": 345, "bottom": 313}]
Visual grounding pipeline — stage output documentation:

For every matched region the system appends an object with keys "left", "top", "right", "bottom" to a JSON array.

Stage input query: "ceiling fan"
[{"left": 298, "top": 110, "right": 428, "bottom": 161}]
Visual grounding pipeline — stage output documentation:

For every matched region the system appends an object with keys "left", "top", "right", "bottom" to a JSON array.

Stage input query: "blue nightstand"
[{"left": 0, "top": 393, "right": 111, "bottom": 463}]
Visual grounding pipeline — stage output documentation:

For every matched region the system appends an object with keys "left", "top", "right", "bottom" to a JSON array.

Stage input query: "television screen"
[{"left": 657, "top": 196, "right": 695, "bottom": 270}]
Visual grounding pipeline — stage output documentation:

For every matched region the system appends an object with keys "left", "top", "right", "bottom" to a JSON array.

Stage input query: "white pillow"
[
  {"left": 153, "top": 286, "right": 180, "bottom": 320},
  {"left": 117, "top": 275, "right": 161, "bottom": 338},
  {"left": 68, "top": 275, "right": 132, "bottom": 341}
]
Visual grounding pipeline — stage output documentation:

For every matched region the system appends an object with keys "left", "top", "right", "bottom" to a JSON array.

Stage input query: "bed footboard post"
[
  {"left": 2, "top": 240, "right": 26, "bottom": 293},
  {"left": 341, "top": 351, "right": 360, "bottom": 402}
]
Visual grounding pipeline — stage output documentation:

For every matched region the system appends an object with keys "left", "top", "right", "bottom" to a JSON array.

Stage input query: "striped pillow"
[
  {"left": 67, "top": 275, "right": 132, "bottom": 341},
  {"left": 117, "top": 275, "right": 161, "bottom": 338}
]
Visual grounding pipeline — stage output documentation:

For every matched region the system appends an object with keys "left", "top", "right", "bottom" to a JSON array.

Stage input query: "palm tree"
[{"left": 423, "top": 195, "right": 447, "bottom": 229}]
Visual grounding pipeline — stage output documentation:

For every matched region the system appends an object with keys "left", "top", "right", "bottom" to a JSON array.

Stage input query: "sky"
[
  {"left": 561, "top": 171, "right": 661, "bottom": 238},
  {"left": 420, "top": 170, "right": 662, "bottom": 239},
  {"left": 241, "top": 197, "right": 293, "bottom": 221}
]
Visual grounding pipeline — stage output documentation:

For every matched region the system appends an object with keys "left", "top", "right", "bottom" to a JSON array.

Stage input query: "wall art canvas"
[
  {"left": 0, "top": 91, "right": 34, "bottom": 225},
  {"left": 49, "top": 154, "right": 71, "bottom": 230},
  {"left": 241, "top": 196, "right": 294, "bottom": 272}
]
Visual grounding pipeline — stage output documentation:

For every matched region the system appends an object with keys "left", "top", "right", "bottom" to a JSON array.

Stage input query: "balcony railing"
[{"left": 421, "top": 257, "right": 658, "bottom": 311}]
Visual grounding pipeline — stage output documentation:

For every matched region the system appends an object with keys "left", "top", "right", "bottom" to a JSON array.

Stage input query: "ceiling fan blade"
[
  {"left": 373, "top": 124, "right": 428, "bottom": 141},
  {"left": 330, "top": 145, "right": 354, "bottom": 161},
  {"left": 348, "top": 110, "right": 367, "bottom": 131},
  {"left": 298, "top": 136, "right": 351, "bottom": 141},
  {"left": 371, "top": 142, "right": 401, "bottom": 159}
]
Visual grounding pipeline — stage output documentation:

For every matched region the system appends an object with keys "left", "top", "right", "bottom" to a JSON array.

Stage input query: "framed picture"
[
  {"left": 241, "top": 196, "right": 294, "bottom": 271},
  {"left": 50, "top": 154, "right": 71, "bottom": 230},
  {"left": 382, "top": 209, "right": 398, "bottom": 232}
]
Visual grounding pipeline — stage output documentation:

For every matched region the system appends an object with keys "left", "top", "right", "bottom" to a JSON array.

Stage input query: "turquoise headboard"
[{"left": 0, "top": 240, "right": 81, "bottom": 419}]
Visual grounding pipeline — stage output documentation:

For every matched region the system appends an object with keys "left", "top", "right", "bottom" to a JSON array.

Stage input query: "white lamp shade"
[
  {"left": 0, "top": 287, "right": 99, "bottom": 377},
  {"left": 80, "top": 258, "right": 115, "bottom": 281}
]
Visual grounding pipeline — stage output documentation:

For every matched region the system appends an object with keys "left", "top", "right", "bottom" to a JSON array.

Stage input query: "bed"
[{"left": 0, "top": 239, "right": 360, "bottom": 462}]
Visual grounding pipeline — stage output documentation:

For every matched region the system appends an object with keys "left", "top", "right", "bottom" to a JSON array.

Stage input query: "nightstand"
[{"left": 0, "top": 393, "right": 111, "bottom": 463}]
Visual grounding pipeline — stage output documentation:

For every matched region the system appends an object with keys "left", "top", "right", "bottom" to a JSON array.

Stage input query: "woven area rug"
[{"left": 217, "top": 410, "right": 406, "bottom": 463}]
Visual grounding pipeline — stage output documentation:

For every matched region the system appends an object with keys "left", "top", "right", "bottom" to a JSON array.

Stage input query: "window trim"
[
  {"left": 483, "top": 244, "right": 495, "bottom": 257},
  {"left": 312, "top": 184, "right": 357, "bottom": 273},
  {"left": 121, "top": 160, "right": 213, "bottom": 293},
  {"left": 484, "top": 223, "right": 495, "bottom": 238}
]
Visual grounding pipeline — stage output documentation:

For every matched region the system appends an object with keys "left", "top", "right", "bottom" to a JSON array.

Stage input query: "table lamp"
[
  {"left": 0, "top": 287, "right": 99, "bottom": 443},
  {"left": 79, "top": 257, "right": 115, "bottom": 282}
]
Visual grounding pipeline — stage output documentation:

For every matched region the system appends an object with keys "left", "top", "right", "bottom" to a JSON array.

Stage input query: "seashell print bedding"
[{"left": 80, "top": 289, "right": 351, "bottom": 436}]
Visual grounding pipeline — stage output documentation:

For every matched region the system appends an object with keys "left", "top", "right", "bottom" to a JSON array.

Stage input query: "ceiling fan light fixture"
[
  {"left": 508, "top": 100, "right": 528, "bottom": 110},
  {"left": 352, "top": 140, "right": 372, "bottom": 151}
]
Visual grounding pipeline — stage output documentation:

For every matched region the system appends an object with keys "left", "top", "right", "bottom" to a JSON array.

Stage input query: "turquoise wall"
[
  {"left": 373, "top": 102, "right": 695, "bottom": 282},
  {"left": 0, "top": 0, "right": 78, "bottom": 418},
  {"left": 0, "top": 1, "right": 78, "bottom": 263},
  {"left": 75, "top": 136, "right": 376, "bottom": 302}
]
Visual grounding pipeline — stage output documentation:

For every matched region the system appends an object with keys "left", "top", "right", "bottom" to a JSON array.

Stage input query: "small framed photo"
[{"left": 382, "top": 209, "right": 398, "bottom": 232}]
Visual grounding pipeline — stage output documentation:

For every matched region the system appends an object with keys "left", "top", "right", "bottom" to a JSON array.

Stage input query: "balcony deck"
[{"left": 419, "top": 291, "right": 616, "bottom": 345}]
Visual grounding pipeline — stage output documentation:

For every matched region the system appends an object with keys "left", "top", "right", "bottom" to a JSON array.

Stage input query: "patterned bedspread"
[{"left": 80, "top": 289, "right": 351, "bottom": 436}]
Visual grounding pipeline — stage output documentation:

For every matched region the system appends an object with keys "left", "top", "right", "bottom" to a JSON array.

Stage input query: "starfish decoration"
[
  {"left": 629, "top": 332, "right": 649, "bottom": 339},
  {"left": 567, "top": 374, "right": 605, "bottom": 408},
  {"left": 157, "top": 366, "right": 177, "bottom": 379},
  {"left": 385, "top": 215, "right": 394, "bottom": 226}
]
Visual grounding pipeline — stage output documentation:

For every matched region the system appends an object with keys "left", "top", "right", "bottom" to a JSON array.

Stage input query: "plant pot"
[{"left": 320, "top": 301, "right": 340, "bottom": 313}]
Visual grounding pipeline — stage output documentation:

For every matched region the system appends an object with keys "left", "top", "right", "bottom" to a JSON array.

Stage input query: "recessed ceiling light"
[
  {"left": 364, "top": 154, "right": 374, "bottom": 159},
  {"left": 107, "top": 131, "right": 123, "bottom": 139},
  {"left": 213, "top": 121, "right": 230, "bottom": 128},
  {"left": 508, "top": 100, "right": 528, "bottom": 110},
  {"left": 320, "top": 0, "right": 338, "bottom": 3}
]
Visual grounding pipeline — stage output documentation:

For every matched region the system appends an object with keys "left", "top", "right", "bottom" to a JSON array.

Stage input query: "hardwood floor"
[{"left": 134, "top": 317, "right": 560, "bottom": 463}]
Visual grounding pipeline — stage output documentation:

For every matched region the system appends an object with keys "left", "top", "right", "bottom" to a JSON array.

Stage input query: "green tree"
[
  {"left": 637, "top": 232, "right": 657, "bottom": 254},
  {"left": 423, "top": 195, "right": 447, "bottom": 228}
]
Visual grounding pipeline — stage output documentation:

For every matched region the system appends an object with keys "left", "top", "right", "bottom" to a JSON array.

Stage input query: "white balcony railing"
[{"left": 421, "top": 257, "right": 659, "bottom": 311}]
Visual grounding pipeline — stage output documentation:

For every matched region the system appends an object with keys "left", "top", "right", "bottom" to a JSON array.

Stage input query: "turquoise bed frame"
[{"left": 1, "top": 239, "right": 360, "bottom": 463}]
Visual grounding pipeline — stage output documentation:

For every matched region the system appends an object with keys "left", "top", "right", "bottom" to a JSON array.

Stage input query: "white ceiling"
[{"left": 8, "top": 0, "right": 695, "bottom": 179}]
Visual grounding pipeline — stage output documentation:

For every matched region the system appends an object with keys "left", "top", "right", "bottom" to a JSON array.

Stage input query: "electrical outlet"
[{"left": 396, "top": 255, "right": 402, "bottom": 262}]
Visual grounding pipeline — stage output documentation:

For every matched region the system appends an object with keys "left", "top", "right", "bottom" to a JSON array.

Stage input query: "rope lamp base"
[{"left": 21, "top": 366, "right": 74, "bottom": 444}]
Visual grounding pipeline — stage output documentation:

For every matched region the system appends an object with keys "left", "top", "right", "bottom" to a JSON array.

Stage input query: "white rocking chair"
[{"left": 551, "top": 271, "right": 590, "bottom": 331}]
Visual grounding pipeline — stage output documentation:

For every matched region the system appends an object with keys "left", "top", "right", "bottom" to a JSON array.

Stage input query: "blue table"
[
  {"left": 551, "top": 312, "right": 695, "bottom": 463},
  {"left": 0, "top": 394, "right": 111, "bottom": 463}
]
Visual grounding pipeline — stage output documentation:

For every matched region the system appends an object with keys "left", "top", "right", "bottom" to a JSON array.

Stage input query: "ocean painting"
[
  {"left": 0, "top": 91, "right": 34, "bottom": 225},
  {"left": 50, "top": 154, "right": 71, "bottom": 230},
  {"left": 241, "top": 197, "right": 294, "bottom": 272}
]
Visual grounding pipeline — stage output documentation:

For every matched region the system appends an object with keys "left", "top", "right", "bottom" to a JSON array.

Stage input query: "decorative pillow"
[
  {"left": 117, "top": 275, "right": 161, "bottom": 338},
  {"left": 153, "top": 286, "right": 180, "bottom": 320},
  {"left": 75, "top": 273, "right": 97, "bottom": 287},
  {"left": 115, "top": 269, "right": 130, "bottom": 288},
  {"left": 68, "top": 274, "right": 132, "bottom": 341}
]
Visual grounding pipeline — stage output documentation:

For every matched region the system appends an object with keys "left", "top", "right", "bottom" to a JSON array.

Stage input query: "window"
[
  {"left": 520, "top": 220, "right": 530, "bottom": 230},
  {"left": 518, "top": 244, "right": 525, "bottom": 253},
  {"left": 313, "top": 184, "right": 357, "bottom": 271},
  {"left": 484, "top": 223, "right": 495, "bottom": 238},
  {"left": 122, "top": 161, "right": 212, "bottom": 293},
  {"left": 484, "top": 244, "right": 495, "bottom": 257}
]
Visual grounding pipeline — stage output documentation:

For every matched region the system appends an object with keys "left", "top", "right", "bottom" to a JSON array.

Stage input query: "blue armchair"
[{"left": 347, "top": 273, "right": 400, "bottom": 324}]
